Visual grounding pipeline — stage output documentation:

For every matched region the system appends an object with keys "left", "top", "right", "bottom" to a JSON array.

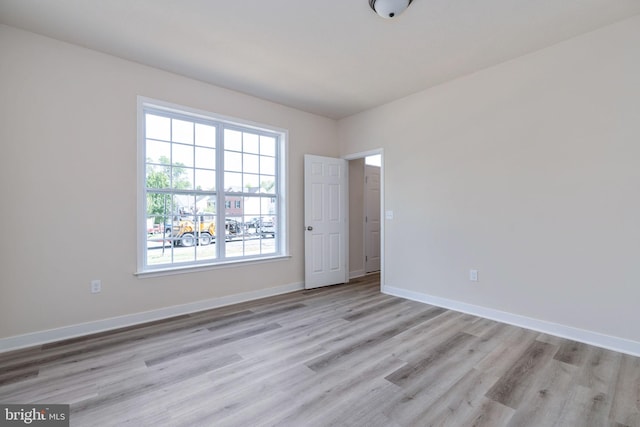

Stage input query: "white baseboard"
[
  {"left": 382, "top": 285, "right": 640, "bottom": 358},
  {"left": 349, "top": 269, "right": 366, "bottom": 279},
  {"left": 0, "top": 282, "right": 304, "bottom": 353}
]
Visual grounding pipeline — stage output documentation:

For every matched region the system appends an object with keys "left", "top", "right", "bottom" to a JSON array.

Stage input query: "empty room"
[{"left": 1, "top": 1, "right": 639, "bottom": 426}]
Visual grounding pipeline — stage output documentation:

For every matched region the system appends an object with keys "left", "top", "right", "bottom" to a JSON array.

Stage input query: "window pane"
[
  {"left": 173, "top": 143, "right": 194, "bottom": 168},
  {"left": 146, "top": 140, "right": 170, "bottom": 164},
  {"left": 260, "top": 155, "right": 275, "bottom": 175},
  {"left": 195, "top": 147, "right": 216, "bottom": 169},
  {"left": 159, "top": 216, "right": 174, "bottom": 236},
  {"left": 146, "top": 191, "right": 174, "bottom": 266},
  {"left": 243, "top": 153, "right": 259, "bottom": 174},
  {"left": 224, "top": 172, "right": 242, "bottom": 192},
  {"left": 243, "top": 173, "right": 259, "bottom": 192},
  {"left": 244, "top": 133, "right": 259, "bottom": 154},
  {"left": 176, "top": 246, "right": 196, "bottom": 263},
  {"left": 225, "top": 239, "right": 242, "bottom": 258},
  {"left": 175, "top": 195, "right": 196, "bottom": 216},
  {"left": 225, "top": 195, "right": 242, "bottom": 216},
  {"left": 198, "top": 195, "right": 217, "bottom": 215},
  {"left": 194, "top": 169, "right": 216, "bottom": 191},
  {"left": 260, "top": 176, "right": 276, "bottom": 194},
  {"left": 147, "top": 245, "right": 173, "bottom": 266},
  {"left": 224, "top": 129, "right": 242, "bottom": 151},
  {"left": 146, "top": 165, "right": 170, "bottom": 189},
  {"left": 193, "top": 211, "right": 216, "bottom": 260},
  {"left": 172, "top": 119, "right": 194, "bottom": 144},
  {"left": 234, "top": 203, "right": 277, "bottom": 255},
  {"left": 260, "top": 135, "right": 276, "bottom": 156},
  {"left": 243, "top": 197, "right": 261, "bottom": 216},
  {"left": 146, "top": 192, "right": 172, "bottom": 219},
  {"left": 195, "top": 123, "right": 216, "bottom": 148},
  {"left": 224, "top": 151, "right": 242, "bottom": 172},
  {"left": 170, "top": 200, "right": 200, "bottom": 261},
  {"left": 225, "top": 214, "right": 244, "bottom": 258},
  {"left": 261, "top": 237, "right": 276, "bottom": 255},
  {"left": 196, "top": 241, "right": 216, "bottom": 260},
  {"left": 261, "top": 197, "right": 276, "bottom": 215},
  {"left": 244, "top": 237, "right": 261, "bottom": 256},
  {"left": 146, "top": 114, "right": 170, "bottom": 141},
  {"left": 224, "top": 194, "right": 244, "bottom": 258},
  {"left": 170, "top": 166, "right": 192, "bottom": 189}
]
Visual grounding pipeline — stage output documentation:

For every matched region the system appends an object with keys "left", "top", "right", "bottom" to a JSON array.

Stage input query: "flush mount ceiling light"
[{"left": 369, "top": 0, "right": 413, "bottom": 18}]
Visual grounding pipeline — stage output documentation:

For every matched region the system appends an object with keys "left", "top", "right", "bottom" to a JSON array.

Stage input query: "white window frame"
[{"left": 136, "top": 97, "right": 288, "bottom": 275}]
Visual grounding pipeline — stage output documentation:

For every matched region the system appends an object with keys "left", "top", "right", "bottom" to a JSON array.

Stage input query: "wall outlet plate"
[{"left": 91, "top": 280, "right": 101, "bottom": 293}]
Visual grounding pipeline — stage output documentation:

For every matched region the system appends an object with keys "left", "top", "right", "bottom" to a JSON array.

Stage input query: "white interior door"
[
  {"left": 365, "top": 164, "right": 381, "bottom": 273},
  {"left": 304, "top": 155, "right": 348, "bottom": 289}
]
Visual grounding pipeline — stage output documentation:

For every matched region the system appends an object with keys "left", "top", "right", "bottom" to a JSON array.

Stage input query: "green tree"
[
  {"left": 261, "top": 179, "right": 275, "bottom": 192},
  {"left": 146, "top": 169, "right": 170, "bottom": 220},
  {"left": 146, "top": 156, "right": 192, "bottom": 223},
  {"left": 158, "top": 156, "right": 191, "bottom": 190}
]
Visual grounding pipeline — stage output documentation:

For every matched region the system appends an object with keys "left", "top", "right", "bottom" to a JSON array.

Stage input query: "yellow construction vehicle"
[{"left": 172, "top": 213, "right": 216, "bottom": 247}]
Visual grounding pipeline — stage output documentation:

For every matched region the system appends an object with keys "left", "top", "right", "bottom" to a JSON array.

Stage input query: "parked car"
[
  {"left": 245, "top": 217, "right": 275, "bottom": 236},
  {"left": 147, "top": 217, "right": 161, "bottom": 235},
  {"left": 259, "top": 218, "right": 275, "bottom": 238},
  {"left": 225, "top": 218, "right": 243, "bottom": 239},
  {"left": 245, "top": 217, "right": 263, "bottom": 232}
]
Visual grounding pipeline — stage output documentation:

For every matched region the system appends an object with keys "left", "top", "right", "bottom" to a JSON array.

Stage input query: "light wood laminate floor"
[{"left": 1, "top": 274, "right": 638, "bottom": 426}]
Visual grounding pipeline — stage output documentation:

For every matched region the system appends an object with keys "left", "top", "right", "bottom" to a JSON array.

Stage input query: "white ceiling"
[{"left": 1, "top": 0, "right": 639, "bottom": 119}]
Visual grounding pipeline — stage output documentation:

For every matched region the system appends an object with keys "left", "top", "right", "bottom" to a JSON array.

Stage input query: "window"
[{"left": 138, "top": 98, "right": 286, "bottom": 272}]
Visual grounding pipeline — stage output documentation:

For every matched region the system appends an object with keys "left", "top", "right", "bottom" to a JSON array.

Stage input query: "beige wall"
[
  {"left": 338, "top": 16, "right": 640, "bottom": 343},
  {"left": 348, "top": 158, "right": 365, "bottom": 277},
  {"left": 0, "top": 25, "right": 339, "bottom": 339}
]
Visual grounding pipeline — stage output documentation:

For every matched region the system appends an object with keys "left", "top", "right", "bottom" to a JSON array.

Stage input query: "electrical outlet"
[
  {"left": 469, "top": 270, "right": 478, "bottom": 282},
  {"left": 91, "top": 280, "right": 101, "bottom": 293}
]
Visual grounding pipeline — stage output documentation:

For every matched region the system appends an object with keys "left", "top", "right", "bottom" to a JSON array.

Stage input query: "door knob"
[{"left": 306, "top": 226, "right": 313, "bottom": 231}]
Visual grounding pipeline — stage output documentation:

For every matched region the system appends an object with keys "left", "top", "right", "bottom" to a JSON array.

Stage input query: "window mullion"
[{"left": 216, "top": 125, "right": 226, "bottom": 259}]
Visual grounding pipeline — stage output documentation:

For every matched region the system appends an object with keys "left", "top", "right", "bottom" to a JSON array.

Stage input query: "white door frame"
[{"left": 343, "top": 149, "right": 384, "bottom": 289}]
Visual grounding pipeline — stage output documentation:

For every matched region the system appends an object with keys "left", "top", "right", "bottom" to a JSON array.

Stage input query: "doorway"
[
  {"left": 346, "top": 150, "right": 383, "bottom": 281},
  {"left": 364, "top": 156, "right": 381, "bottom": 273}
]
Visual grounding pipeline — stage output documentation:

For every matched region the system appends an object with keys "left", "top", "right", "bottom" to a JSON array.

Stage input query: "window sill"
[{"left": 135, "top": 254, "right": 292, "bottom": 279}]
